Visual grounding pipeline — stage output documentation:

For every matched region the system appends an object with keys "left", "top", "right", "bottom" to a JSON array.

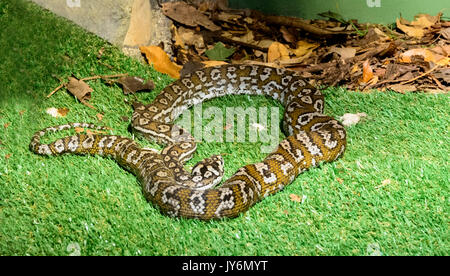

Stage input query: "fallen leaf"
[
  {"left": 291, "top": 40, "right": 319, "bottom": 57},
  {"left": 96, "top": 113, "right": 104, "bottom": 121},
  {"left": 433, "top": 68, "right": 450, "bottom": 83},
  {"left": 339, "top": 112, "right": 367, "bottom": 126},
  {"left": 140, "top": 45, "right": 182, "bottom": 79},
  {"left": 396, "top": 17, "right": 426, "bottom": 38},
  {"left": 4, "top": 122, "right": 10, "bottom": 128},
  {"left": 161, "top": 2, "right": 220, "bottom": 31},
  {"left": 268, "top": 42, "right": 290, "bottom": 63},
  {"left": 388, "top": 84, "right": 417, "bottom": 93},
  {"left": 396, "top": 17, "right": 425, "bottom": 38},
  {"left": 329, "top": 46, "right": 356, "bottom": 60},
  {"left": 58, "top": 108, "right": 69, "bottom": 117},
  {"left": 221, "top": 31, "right": 274, "bottom": 50},
  {"left": 5, "top": 153, "right": 11, "bottom": 160},
  {"left": 361, "top": 60, "right": 374, "bottom": 83},
  {"left": 350, "top": 64, "right": 359, "bottom": 74},
  {"left": 399, "top": 48, "right": 450, "bottom": 66},
  {"left": 46, "top": 107, "right": 69, "bottom": 118},
  {"left": 116, "top": 76, "right": 155, "bottom": 94},
  {"left": 336, "top": 177, "right": 344, "bottom": 184},
  {"left": 205, "top": 42, "right": 235, "bottom": 61},
  {"left": 45, "top": 108, "right": 58, "bottom": 118},
  {"left": 216, "top": 12, "right": 241, "bottom": 23},
  {"left": 280, "top": 26, "right": 296, "bottom": 43},
  {"left": 395, "top": 13, "right": 441, "bottom": 39},
  {"left": 289, "top": 193, "right": 302, "bottom": 203},
  {"left": 66, "top": 77, "right": 93, "bottom": 103},
  {"left": 440, "top": 27, "right": 450, "bottom": 40},
  {"left": 171, "top": 24, "right": 185, "bottom": 48},
  {"left": 410, "top": 13, "right": 441, "bottom": 29},
  {"left": 177, "top": 26, "right": 205, "bottom": 51}
]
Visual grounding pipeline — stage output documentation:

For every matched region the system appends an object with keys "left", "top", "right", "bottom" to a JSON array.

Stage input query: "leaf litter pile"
[
  {"left": 141, "top": 1, "right": 449, "bottom": 94},
  {"left": 47, "top": 1, "right": 449, "bottom": 113}
]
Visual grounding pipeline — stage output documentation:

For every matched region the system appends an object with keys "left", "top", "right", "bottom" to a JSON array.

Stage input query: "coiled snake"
[{"left": 30, "top": 65, "right": 346, "bottom": 220}]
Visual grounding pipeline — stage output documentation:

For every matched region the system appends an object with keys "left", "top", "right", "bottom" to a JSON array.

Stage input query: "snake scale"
[{"left": 30, "top": 64, "right": 347, "bottom": 220}]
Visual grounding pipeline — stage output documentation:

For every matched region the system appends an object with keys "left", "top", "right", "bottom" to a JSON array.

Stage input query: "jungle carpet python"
[{"left": 30, "top": 64, "right": 346, "bottom": 220}]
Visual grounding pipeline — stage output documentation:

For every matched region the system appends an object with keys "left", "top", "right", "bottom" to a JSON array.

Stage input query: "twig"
[
  {"left": 258, "top": 14, "right": 352, "bottom": 37},
  {"left": 204, "top": 31, "right": 268, "bottom": 52},
  {"left": 428, "top": 74, "right": 446, "bottom": 90},
  {"left": 80, "top": 73, "right": 128, "bottom": 81},
  {"left": 79, "top": 99, "right": 96, "bottom": 110},
  {"left": 46, "top": 83, "right": 65, "bottom": 98},
  {"left": 400, "top": 64, "right": 441, "bottom": 85},
  {"left": 47, "top": 73, "right": 128, "bottom": 99}
]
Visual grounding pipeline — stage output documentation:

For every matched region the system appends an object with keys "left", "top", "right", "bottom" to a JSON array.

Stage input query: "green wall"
[{"left": 229, "top": 0, "right": 449, "bottom": 23}]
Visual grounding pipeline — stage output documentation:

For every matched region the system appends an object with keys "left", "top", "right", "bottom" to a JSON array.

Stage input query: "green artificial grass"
[{"left": 0, "top": 0, "right": 448, "bottom": 256}]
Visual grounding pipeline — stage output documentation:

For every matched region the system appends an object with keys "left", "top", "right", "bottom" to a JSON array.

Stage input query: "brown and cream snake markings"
[{"left": 30, "top": 64, "right": 347, "bottom": 220}]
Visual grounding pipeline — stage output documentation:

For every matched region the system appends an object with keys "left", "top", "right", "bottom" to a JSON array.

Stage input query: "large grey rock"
[{"left": 31, "top": 0, "right": 173, "bottom": 55}]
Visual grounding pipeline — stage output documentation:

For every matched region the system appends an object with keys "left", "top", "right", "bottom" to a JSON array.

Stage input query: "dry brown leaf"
[
  {"left": 410, "top": 13, "right": 441, "bottom": 28},
  {"left": 268, "top": 42, "right": 290, "bottom": 63},
  {"left": 361, "top": 60, "right": 374, "bottom": 83},
  {"left": 58, "top": 108, "right": 69, "bottom": 117},
  {"left": 66, "top": 77, "right": 93, "bottom": 103},
  {"left": 96, "top": 113, "right": 104, "bottom": 121},
  {"left": 433, "top": 68, "right": 450, "bottom": 83},
  {"left": 280, "top": 26, "right": 296, "bottom": 43},
  {"left": 171, "top": 24, "right": 185, "bottom": 48},
  {"left": 289, "top": 194, "right": 302, "bottom": 203},
  {"left": 329, "top": 46, "right": 356, "bottom": 60},
  {"left": 399, "top": 48, "right": 450, "bottom": 66},
  {"left": 222, "top": 30, "right": 274, "bottom": 50},
  {"left": 161, "top": 2, "right": 220, "bottom": 31},
  {"left": 4, "top": 122, "right": 10, "bottom": 128},
  {"left": 216, "top": 12, "right": 241, "bottom": 23},
  {"left": 440, "top": 27, "right": 450, "bottom": 40},
  {"left": 388, "top": 84, "right": 417, "bottom": 93},
  {"left": 291, "top": 40, "right": 319, "bottom": 57},
  {"left": 140, "top": 45, "right": 182, "bottom": 79},
  {"left": 116, "top": 76, "right": 155, "bottom": 94},
  {"left": 46, "top": 107, "right": 69, "bottom": 118},
  {"left": 395, "top": 14, "right": 440, "bottom": 39},
  {"left": 396, "top": 17, "right": 425, "bottom": 38},
  {"left": 177, "top": 26, "right": 205, "bottom": 51}
]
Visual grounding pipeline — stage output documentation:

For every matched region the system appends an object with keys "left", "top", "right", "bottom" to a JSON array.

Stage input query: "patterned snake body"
[{"left": 30, "top": 65, "right": 346, "bottom": 220}]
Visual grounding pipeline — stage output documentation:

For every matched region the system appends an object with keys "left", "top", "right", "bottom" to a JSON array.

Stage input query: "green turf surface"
[{"left": 0, "top": 0, "right": 448, "bottom": 256}]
